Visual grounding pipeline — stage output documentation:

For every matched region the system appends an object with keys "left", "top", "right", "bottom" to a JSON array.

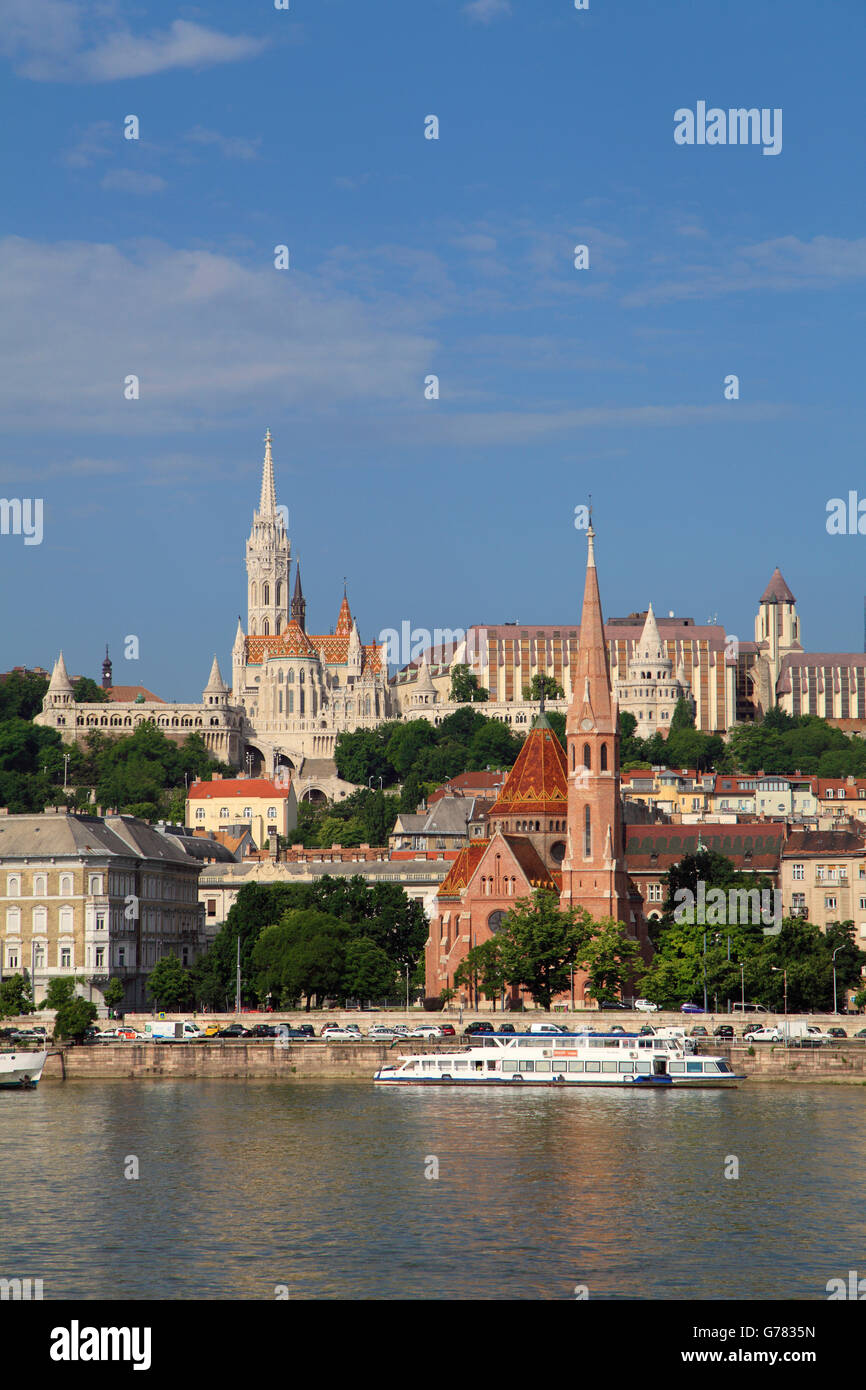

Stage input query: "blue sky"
[{"left": 1, "top": 0, "right": 864, "bottom": 697}]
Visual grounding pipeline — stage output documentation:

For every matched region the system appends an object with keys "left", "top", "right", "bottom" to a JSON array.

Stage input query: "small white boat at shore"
[
  {"left": 0, "top": 1050, "right": 48, "bottom": 1089},
  {"left": 374, "top": 1031, "right": 742, "bottom": 1088}
]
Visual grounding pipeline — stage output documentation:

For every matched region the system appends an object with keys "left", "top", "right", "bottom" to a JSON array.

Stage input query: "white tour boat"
[
  {"left": 0, "top": 1050, "right": 48, "bottom": 1089},
  {"left": 373, "top": 1031, "right": 742, "bottom": 1088}
]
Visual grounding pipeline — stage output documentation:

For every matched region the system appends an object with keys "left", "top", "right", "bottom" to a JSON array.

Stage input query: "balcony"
[{"left": 789, "top": 906, "right": 809, "bottom": 919}]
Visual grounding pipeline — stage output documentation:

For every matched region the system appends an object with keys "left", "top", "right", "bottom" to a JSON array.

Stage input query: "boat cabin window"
[
  {"left": 602, "top": 1061, "right": 617, "bottom": 1073},
  {"left": 669, "top": 1061, "right": 685, "bottom": 1073},
  {"left": 519, "top": 1060, "right": 535, "bottom": 1072},
  {"left": 618, "top": 1062, "right": 634, "bottom": 1073},
  {"left": 536, "top": 1060, "right": 552, "bottom": 1072},
  {"left": 635, "top": 1061, "right": 651, "bottom": 1074},
  {"left": 502, "top": 1060, "right": 518, "bottom": 1072},
  {"left": 687, "top": 1061, "right": 703, "bottom": 1073},
  {"left": 567, "top": 1060, "right": 584, "bottom": 1072},
  {"left": 585, "top": 1061, "right": 600, "bottom": 1073}
]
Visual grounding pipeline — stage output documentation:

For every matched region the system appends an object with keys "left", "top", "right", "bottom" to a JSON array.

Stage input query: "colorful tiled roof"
[
  {"left": 488, "top": 719, "right": 567, "bottom": 818},
  {"left": 501, "top": 834, "right": 560, "bottom": 890},
  {"left": 336, "top": 594, "right": 353, "bottom": 635},
  {"left": 437, "top": 842, "right": 490, "bottom": 897},
  {"left": 246, "top": 623, "right": 318, "bottom": 662},
  {"left": 245, "top": 628, "right": 383, "bottom": 672}
]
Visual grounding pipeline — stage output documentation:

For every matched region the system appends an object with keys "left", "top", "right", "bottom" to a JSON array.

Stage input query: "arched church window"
[
  {"left": 583, "top": 744, "right": 591, "bottom": 770},
  {"left": 299, "top": 669, "right": 304, "bottom": 684},
  {"left": 570, "top": 745, "right": 575, "bottom": 772},
  {"left": 584, "top": 805, "right": 591, "bottom": 858},
  {"left": 263, "top": 620, "right": 269, "bottom": 635},
  {"left": 263, "top": 583, "right": 270, "bottom": 606},
  {"left": 287, "top": 668, "right": 294, "bottom": 682},
  {"left": 276, "top": 582, "right": 282, "bottom": 607},
  {"left": 600, "top": 743, "right": 608, "bottom": 771},
  {"left": 278, "top": 669, "right": 283, "bottom": 682}
]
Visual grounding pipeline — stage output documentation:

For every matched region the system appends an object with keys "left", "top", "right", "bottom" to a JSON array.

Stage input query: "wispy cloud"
[
  {"left": 0, "top": 4, "right": 267, "bottom": 82},
  {"left": 100, "top": 169, "right": 166, "bottom": 195},
  {"left": 63, "top": 120, "right": 115, "bottom": 168},
  {"left": 464, "top": 0, "right": 512, "bottom": 23},
  {"left": 185, "top": 126, "right": 262, "bottom": 162},
  {"left": 624, "top": 235, "right": 866, "bottom": 306}
]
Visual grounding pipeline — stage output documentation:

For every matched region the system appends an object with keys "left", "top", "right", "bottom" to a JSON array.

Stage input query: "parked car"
[
  {"left": 391, "top": 1024, "right": 410, "bottom": 1035},
  {"left": 853, "top": 1028, "right": 866, "bottom": 1039},
  {"left": 217, "top": 1024, "right": 250, "bottom": 1038},
  {"left": 689, "top": 1025, "right": 709, "bottom": 1038},
  {"left": 826, "top": 1027, "right": 847, "bottom": 1039},
  {"left": 464, "top": 1021, "right": 495, "bottom": 1036},
  {"left": 204, "top": 1023, "right": 221, "bottom": 1037},
  {"left": 596, "top": 1000, "right": 627, "bottom": 1010},
  {"left": 497, "top": 1023, "right": 516, "bottom": 1034},
  {"left": 319, "top": 1023, "right": 342, "bottom": 1037},
  {"left": 408, "top": 1025, "right": 443, "bottom": 1038},
  {"left": 438, "top": 1024, "right": 456, "bottom": 1037},
  {"left": 321, "top": 1028, "right": 360, "bottom": 1042},
  {"left": 680, "top": 1003, "right": 704, "bottom": 1014},
  {"left": 343, "top": 1024, "right": 362, "bottom": 1035},
  {"left": 295, "top": 1023, "right": 316, "bottom": 1037},
  {"left": 713, "top": 1025, "right": 734, "bottom": 1039},
  {"left": 368, "top": 1024, "right": 401, "bottom": 1040},
  {"left": 743, "top": 1026, "right": 782, "bottom": 1042},
  {"left": 634, "top": 999, "right": 659, "bottom": 1014},
  {"left": 249, "top": 1023, "right": 278, "bottom": 1038}
]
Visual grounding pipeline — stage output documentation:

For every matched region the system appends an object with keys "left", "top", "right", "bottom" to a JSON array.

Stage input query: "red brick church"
[{"left": 425, "top": 523, "right": 649, "bottom": 1006}]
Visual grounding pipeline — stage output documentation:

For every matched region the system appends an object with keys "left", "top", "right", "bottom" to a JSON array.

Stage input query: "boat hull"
[
  {"left": 374, "top": 1073, "right": 741, "bottom": 1088},
  {"left": 0, "top": 1051, "right": 47, "bottom": 1089}
]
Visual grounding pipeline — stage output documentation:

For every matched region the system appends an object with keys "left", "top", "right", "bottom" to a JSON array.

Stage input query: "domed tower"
[{"left": 101, "top": 644, "right": 113, "bottom": 691}]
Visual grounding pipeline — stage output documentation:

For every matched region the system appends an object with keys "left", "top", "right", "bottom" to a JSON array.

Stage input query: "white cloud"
[
  {"left": 0, "top": 236, "right": 436, "bottom": 435},
  {"left": 185, "top": 126, "right": 262, "bottom": 162},
  {"left": 100, "top": 169, "right": 166, "bottom": 194},
  {"left": 624, "top": 235, "right": 866, "bottom": 307},
  {"left": 63, "top": 120, "right": 115, "bottom": 169},
  {"left": 0, "top": 4, "right": 267, "bottom": 82},
  {"left": 464, "top": 0, "right": 512, "bottom": 22}
]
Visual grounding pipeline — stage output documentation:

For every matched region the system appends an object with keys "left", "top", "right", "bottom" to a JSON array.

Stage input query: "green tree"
[
  {"left": 466, "top": 719, "right": 524, "bottom": 771},
  {"left": 449, "top": 664, "right": 489, "bottom": 703},
  {"left": 0, "top": 670, "right": 49, "bottom": 721},
  {"left": 41, "top": 977, "right": 78, "bottom": 1011},
  {"left": 453, "top": 938, "right": 507, "bottom": 1009},
  {"left": 580, "top": 919, "right": 645, "bottom": 1002},
  {"left": 522, "top": 673, "right": 565, "bottom": 703},
  {"left": 252, "top": 910, "right": 352, "bottom": 1010},
  {"left": 342, "top": 937, "right": 397, "bottom": 1001},
  {"left": 670, "top": 696, "right": 695, "bottom": 731},
  {"left": 0, "top": 972, "right": 34, "bottom": 1017},
  {"left": 386, "top": 720, "right": 437, "bottom": 778},
  {"left": 146, "top": 954, "right": 193, "bottom": 1010},
  {"left": 399, "top": 769, "right": 423, "bottom": 813},
  {"left": 103, "top": 977, "right": 125, "bottom": 1013},
  {"left": 54, "top": 997, "right": 98, "bottom": 1041},
  {"left": 496, "top": 891, "right": 592, "bottom": 1010},
  {"left": 72, "top": 677, "right": 109, "bottom": 703}
]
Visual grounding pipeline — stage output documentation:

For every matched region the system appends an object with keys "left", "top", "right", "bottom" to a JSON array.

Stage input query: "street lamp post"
[
  {"left": 832, "top": 946, "right": 843, "bottom": 1016},
  {"left": 772, "top": 966, "right": 788, "bottom": 1040},
  {"left": 702, "top": 933, "right": 708, "bottom": 1013},
  {"left": 739, "top": 961, "right": 745, "bottom": 1011}
]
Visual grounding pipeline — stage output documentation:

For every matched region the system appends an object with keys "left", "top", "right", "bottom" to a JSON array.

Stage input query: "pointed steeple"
[
  {"left": 48, "top": 651, "right": 73, "bottom": 694},
  {"left": 205, "top": 655, "right": 229, "bottom": 693},
  {"left": 336, "top": 587, "right": 353, "bottom": 636},
  {"left": 101, "top": 644, "right": 113, "bottom": 691},
  {"left": 637, "top": 602, "right": 665, "bottom": 662},
  {"left": 291, "top": 562, "right": 306, "bottom": 632},
  {"left": 259, "top": 429, "right": 277, "bottom": 518},
  {"left": 570, "top": 522, "right": 614, "bottom": 730}
]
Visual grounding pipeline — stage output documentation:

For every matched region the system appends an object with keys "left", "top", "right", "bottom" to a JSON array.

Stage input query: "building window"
[
  {"left": 792, "top": 863, "right": 804, "bottom": 880},
  {"left": 584, "top": 806, "right": 591, "bottom": 858},
  {"left": 268, "top": 807, "right": 277, "bottom": 820},
  {"left": 32, "top": 906, "right": 47, "bottom": 933},
  {"left": 33, "top": 873, "right": 47, "bottom": 896},
  {"left": 648, "top": 883, "right": 663, "bottom": 902},
  {"left": 59, "top": 873, "right": 73, "bottom": 896},
  {"left": 825, "top": 896, "right": 837, "bottom": 911},
  {"left": 583, "top": 743, "right": 591, "bottom": 770},
  {"left": 95, "top": 947, "right": 105, "bottom": 969},
  {"left": 118, "top": 947, "right": 126, "bottom": 967},
  {"left": 195, "top": 807, "right": 205, "bottom": 821},
  {"left": 220, "top": 807, "right": 230, "bottom": 819},
  {"left": 33, "top": 943, "right": 45, "bottom": 969},
  {"left": 207, "top": 899, "right": 217, "bottom": 917},
  {"left": 96, "top": 911, "right": 106, "bottom": 931},
  {"left": 59, "top": 905, "right": 73, "bottom": 934},
  {"left": 600, "top": 743, "right": 608, "bottom": 771},
  {"left": 88, "top": 875, "right": 103, "bottom": 895},
  {"left": 6, "top": 906, "right": 21, "bottom": 933},
  {"left": 60, "top": 947, "right": 71, "bottom": 969},
  {"left": 6, "top": 874, "right": 20, "bottom": 897},
  {"left": 6, "top": 947, "right": 19, "bottom": 969}
]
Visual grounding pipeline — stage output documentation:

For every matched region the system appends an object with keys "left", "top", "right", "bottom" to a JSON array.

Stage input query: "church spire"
[
  {"left": 570, "top": 521, "right": 614, "bottom": 728},
  {"left": 291, "top": 562, "right": 306, "bottom": 632},
  {"left": 259, "top": 429, "right": 277, "bottom": 518}
]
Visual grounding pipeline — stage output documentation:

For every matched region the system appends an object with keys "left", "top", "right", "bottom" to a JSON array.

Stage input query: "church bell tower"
[{"left": 246, "top": 430, "right": 291, "bottom": 637}]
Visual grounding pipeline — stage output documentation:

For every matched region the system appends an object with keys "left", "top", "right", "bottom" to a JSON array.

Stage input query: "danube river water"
[{"left": 2, "top": 1080, "right": 864, "bottom": 1300}]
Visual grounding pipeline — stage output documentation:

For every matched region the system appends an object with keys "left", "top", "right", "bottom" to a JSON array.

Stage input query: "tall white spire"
[
  {"left": 637, "top": 602, "right": 665, "bottom": 662},
  {"left": 259, "top": 429, "right": 277, "bottom": 518}
]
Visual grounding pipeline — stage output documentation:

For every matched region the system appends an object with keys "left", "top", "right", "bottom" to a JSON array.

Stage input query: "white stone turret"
[{"left": 203, "top": 655, "right": 230, "bottom": 707}]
